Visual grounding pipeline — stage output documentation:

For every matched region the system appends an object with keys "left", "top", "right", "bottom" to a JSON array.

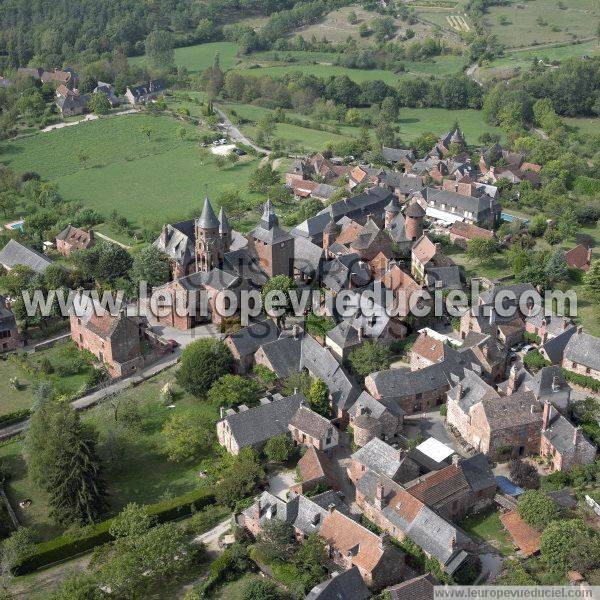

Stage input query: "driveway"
[
  {"left": 404, "top": 409, "right": 467, "bottom": 455},
  {"left": 193, "top": 518, "right": 233, "bottom": 554},
  {"left": 214, "top": 105, "right": 269, "bottom": 155},
  {"left": 268, "top": 469, "right": 297, "bottom": 500},
  {"left": 148, "top": 322, "right": 222, "bottom": 348}
]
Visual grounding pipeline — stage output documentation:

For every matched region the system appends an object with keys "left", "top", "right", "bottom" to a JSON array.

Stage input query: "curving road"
[{"left": 213, "top": 104, "right": 270, "bottom": 155}]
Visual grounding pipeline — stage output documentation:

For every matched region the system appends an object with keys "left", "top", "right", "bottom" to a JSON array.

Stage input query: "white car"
[
  {"left": 522, "top": 344, "right": 536, "bottom": 354},
  {"left": 219, "top": 138, "right": 227, "bottom": 144}
]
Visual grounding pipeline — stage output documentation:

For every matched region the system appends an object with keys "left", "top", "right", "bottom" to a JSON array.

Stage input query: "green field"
[
  {"left": 485, "top": 0, "right": 600, "bottom": 50},
  {"left": 130, "top": 41, "right": 239, "bottom": 74},
  {"left": 565, "top": 116, "right": 600, "bottom": 136},
  {"left": 1, "top": 113, "right": 263, "bottom": 229},
  {"left": 460, "top": 509, "right": 514, "bottom": 557}
]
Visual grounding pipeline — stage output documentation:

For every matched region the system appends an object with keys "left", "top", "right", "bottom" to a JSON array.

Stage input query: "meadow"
[
  {"left": 1, "top": 113, "right": 264, "bottom": 229},
  {"left": 485, "top": 0, "right": 600, "bottom": 50},
  {"left": 129, "top": 41, "right": 239, "bottom": 74}
]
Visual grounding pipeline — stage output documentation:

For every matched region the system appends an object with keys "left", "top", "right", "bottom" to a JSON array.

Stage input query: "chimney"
[
  {"left": 454, "top": 183, "right": 459, "bottom": 193},
  {"left": 378, "top": 532, "right": 390, "bottom": 551},
  {"left": 563, "top": 319, "right": 569, "bottom": 330},
  {"left": 577, "top": 326, "right": 583, "bottom": 334},
  {"left": 452, "top": 454, "right": 460, "bottom": 466},
  {"left": 254, "top": 498, "right": 261, "bottom": 519},
  {"left": 456, "top": 382, "right": 463, "bottom": 399},
  {"left": 358, "top": 326, "right": 364, "bottom": 342},
  {"left": 541, "top": 331, "right": 547, "bottom": 344},
  {"left": 327, "top": 503, "right": 336, "bottom": 513},
  {"left": 507, "top": 364, "right": 518, "bottom": 395},
  {"left": 160, "top": 223, "right": 169, "bottom": 246},
  {"left": 573, "top": 426, "right": 580, "bottom": 446},
  {"left": 293, "top": 324, "right": 300, "bottom": 340},
  {"left": 219, "top": 406, "right": 225, "bottom": 419},
  {"left": 375, "top": 482, "right": 386, "bottom": 510},
  {"left": 542, "top": 400, "right": 551, "bottom": 430},
  {"left": 552, "top": 375, "right": 560, "bottom": 392},
  {"left": 294, "top": 387, "right": 299, "bottom": 395}
]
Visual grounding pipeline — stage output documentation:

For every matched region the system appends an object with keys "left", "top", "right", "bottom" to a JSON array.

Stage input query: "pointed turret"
[
  {"left": 197, "top": 197, "right": 219, "bottom": 230},
  {"left": 260, "top": 199, "right": 278, "bottom": 230},
  {"left": 219, "top": 206, "right": 232, "bottom": 252},
  {"left": 385, "top": 196, "right": 401, "bottom": 214}
]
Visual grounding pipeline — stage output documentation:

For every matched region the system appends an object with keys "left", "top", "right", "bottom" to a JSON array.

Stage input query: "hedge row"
[
  {"left": 561, "top": 368, "right": 600, "bottom": 393},
  {"left": 12, "top": 487, "right": 215, "bottom": 575},
  {"left": 0, "top": 409, "right": 31, "bottom": 428}
]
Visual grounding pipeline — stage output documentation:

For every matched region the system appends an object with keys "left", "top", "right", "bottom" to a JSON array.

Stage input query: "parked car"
[
  {"left": 233, "top": 148, "right": 246, "bottom": 156},
  {"left": 522, "top": 344, "right": 536, "bottom": 354}
]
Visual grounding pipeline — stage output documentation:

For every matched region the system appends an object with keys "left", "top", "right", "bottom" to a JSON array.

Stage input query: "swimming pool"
[{"left": 4, "top": 219, "right": 24, "bottom": 231}]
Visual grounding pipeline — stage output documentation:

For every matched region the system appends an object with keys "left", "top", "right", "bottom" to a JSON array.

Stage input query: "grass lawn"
[
  {"left": 565, "top": 116, "right": 600, "bottom": 136},
  {"left": 0, "top": 341, "right": 92, "bottom": 417},
  {"left": 216, "top": 574, "right": 264, "bottom": 600},
  {"left": 0, "top": 367, "right": 229, "bottom": 542},
  {"left": 130, "top": 41, "right": 240, "bottom": 74},
  {"left": 485, "top": 0, "right": 600, "bottom": 50},
  {"left": 459, "top": 509, "right": 514, "bottom": 557},
  {"left": 1, "top": 113, "right": 265, "bottom": 230},
  {"left": 396, "top": 108, "right": 504, "bottom": 143}
]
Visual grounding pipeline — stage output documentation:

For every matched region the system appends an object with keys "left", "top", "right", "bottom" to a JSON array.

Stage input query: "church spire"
[{"left": 197, "top": 196, "right": 219, "bottom": 229}]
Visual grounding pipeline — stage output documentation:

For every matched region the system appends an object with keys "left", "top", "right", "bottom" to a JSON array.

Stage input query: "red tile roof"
[
  {"left": 500, "top": 510, "right": 541, "bottom": 556},
  {"left": 411, "top": 332, "right": 445, "bottom": 364},
  {"left": 449, "top": 221, "right": 494, "bottom": 241},
  {"left": 564, "top": 244, "right": 591, "bottom": 271}
]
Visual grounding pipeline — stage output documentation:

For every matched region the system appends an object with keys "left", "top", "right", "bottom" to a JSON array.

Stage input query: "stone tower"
[
  {"left": 322, "top": 207, "right": 340, "bottom": 256},
  {"left": 404, "top": 201, "right": 426, "bottom": 242},
  {"left": 219, "top": 206, "right": 232, "bottom": 253},
  {"left": 195, "top": 197, "right": 223, "bottom": 272}
]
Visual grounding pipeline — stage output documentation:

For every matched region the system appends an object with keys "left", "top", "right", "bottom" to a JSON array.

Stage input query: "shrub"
[
  {"left": 561, "top": 369, "right": 600, "bottom": 392},
  {"left": 11, "top": 487, "right": 215, "bottom": 575}
]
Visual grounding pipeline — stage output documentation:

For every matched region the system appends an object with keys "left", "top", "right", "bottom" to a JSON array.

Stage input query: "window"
[
  {"left": 0, "top": 330, "right": 10, "bottom": 339},
  {"left": 572, "top": 362, "right": 577, "bottom": 368},
  {"left": 326, "top": 437, "right": 332, "bottom": 445},
  {"left": 416, "top": 392, "right": 422, "bottom": 400},
  {"left": 586, "top": 367, "right": 591, "bottom": 374}
]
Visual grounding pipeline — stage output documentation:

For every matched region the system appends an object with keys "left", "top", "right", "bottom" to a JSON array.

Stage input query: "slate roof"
[
  {"left": 481, "top": 390, "right": 541, "bottom": 429},
  {"left": 541, "top": 327, "right": 575, "bottom": 364},
  {"left": 312, "top": 183, "right": 337, "bottom": 200},
  {"left": 525, "top": 311, "right": 573, "bottom": 338},
  {"left": 563, "top": 330, "right": 600, "bottom": 371},
  {"left": 542, "top": 404, "right": 595, "bottom": 458},
  {"left": 294, "top": 235, "right": 323, "bottom": 275},
  {"left": 197, "top": 197, "right": 219, "bottom": 229},
  {"left": 289, "top": 405, "right": 333, "bottom": 439},
  {"left": 249, "top": 200, "right": 294, "bottom": 244},
  {"left": 460, "top": 453, "right": 496, "bottom": 493},
  {"left": 306, "top": 567, "right": 371, "bottom": 600},
  {"left": 226, "top": 319, "right": 279, "bottom": 358},
  {"left": 0, "top": 239, "right": 53, "bottom": 273},
  {"left": 382, "top": 146, "right": 416, "bottom": 164},
  {"left": 407, "top": 463, "right": 470, "bottom": 511},
  {"left": 219, "top": 392, "right": 304, "bottom": 449},
  {"left": 421, "top": 187, "right": 498, "bottom": 217},
  {"left": 387, "top": 573, "right": 436, "bottom": 600},
  {"left": 322, "top": 253, "right": 371, "bottom": 292},
  {"left": 127, "top": 79, "right": 165, "bottom": 98},
  {"left": 529, "top": 365, "right": 569, "bottom": 400},
  {"left": 257, "top": 335, "right": 302, "bottom": 376},
  {"left": 426, "top": 266, "right": 462, "bottom": 290},
  {"left": 351, "top": 438, "right": 403, "bottom": 479},
  {"left": 348, "top": 390, "right": 406, "bottom": 419},
  {"left": 381, "top": 172, "right": 423, "bottom": 195}
]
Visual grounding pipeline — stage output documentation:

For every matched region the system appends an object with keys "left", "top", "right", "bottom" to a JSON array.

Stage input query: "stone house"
[
  {"left": 125, "top": 80, "right": 165, "bottom": 105},
  {"left": 405, "top": 454, "right": 496, "bottom": 522},
  {"left": 525, "top": 311, "right": 573, "bottom": 342},
  {"left": 540, "top": 401, "right": 596, "bottom": 472},
  {"left": 381, "top": 146, "right": 416, "bottom": 171},
  {"left": 411, "top": 235, "right": 454, "bottom": 282},
  {"left": 225, "top": 319, "right": 280, "bottom": 373},
  {"left": 347, "top": 391, "right": 405, "bottom": 447},
  {"left": 55, "top": 225, "right": 94, "bottom": 256},
  {"left": 289, "top": 404, "right": 339, "bottom": 452},
  {"left": 354, "top": 470, "right": 476, "bottom": 576},
  {"left": 446, "top": 370, "right": 543, "bottom": 460},
  {"left": 70, "top": 298, "right": 146, "bottom": 378},
  {"left": 320, "top": 509, "right": 407, "bottom": 591},
  {"left": 348, "top": 438, "right": 419, "bottom": 485},
  {"left": 527, "top": 365, "right": 570, "bottom": 412},
  {"left": 385, "top": 574, "right": 436, "bottom": 600},
  {"left": 56, "top": 92, "right": 88, "bottom": 117},
  {"left": 290, "top": 446, "right": 340, "bottom": 495},
  {"left": 562, "top": 329, "right": 600, "bottom": 381},
  {"left": 0, "top": 295, "right": 20, "bottom": 353},
  {"left": 216, "top": 392, "right": 304, "bottom": 455},
  {"left": 307, "top": 567, "right": 371, "bottom": 600}
]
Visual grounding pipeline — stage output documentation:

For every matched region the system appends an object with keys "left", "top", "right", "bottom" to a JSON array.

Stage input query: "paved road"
[
  {"left": 194, "top": 518, "right": 233, "bottom": 554},
  {"left": 213, "top": 105, "right": 270, "bottom": 155}
]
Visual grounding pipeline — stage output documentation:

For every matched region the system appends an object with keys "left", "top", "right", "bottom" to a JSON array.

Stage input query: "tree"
[
  {"left": 109, "top": 503, "right": 154, "bottom": 540},
  {"left": 540, "top": 519, "right": 593, "bottom": 574},
  {"left": 25, "top": 400, "right": 108, "bottom": 525},
  {"left": 528, "top": 213, "right": 547, "bottom": 237},
  {"left": 465, "top": 238, "right": 497, "bottom": 265},
  {"left": 207, "top": 374, "right": 261, "bottom": 408},
  {"left": 584, "top": 260, "right": 600, "bottom": 298},
  {"left": 509, "top": 459, "right": 539, "bottom": 489},
  {"left": 48, "top": 573, "right": 102, "bottom": 600},
  {"left": 305, "top": 313, "right": 335, "bottom": 338},
  {"left": 43, "top": 263, "right": 70, "bottom": 290},
  {"left": 140, "top": 126, "right": 152, "bottom": 142},
  {"left": 0, "top": 192, "right": 17, "bottom": 218},
  {"left": 1, "top": 527, "right": 35, "bottom": 574},
  {"left": 371, "top": 17, "right": 395, "bottom": 43},
  {"left": 264, "top": 434, "right": 294, "bottom": 463},
  {"left": 163, "top": 413, "right": 212, "bottom": 462},
  {"left": 262, "top": 275, "right": 296, "bottom": 322},
  {"left": 88, "top": 92, "right": 111, "bottom": 115},
  {"left": 215, "top": 448, "right": 264, "bottom": 508},
  {"left": 248, "top": 163, "right": 280, "bottom": 193},
  {"left": 241, "top": 578, "right": 284, "bottom": 600},
  {"left": 176, "top": 126, "right": 187, "bottom": 141},
  {"left": 347, "top": 10, "right": 358, "bottom": 25},
  {"left": 145, "top": 30, "right": 174, "bottom": 69},
  {"left": 176, "top": 339, "right": 232, "bottom": 397},
  {"left": 256, "top": 518, "right": 297, "bottom": 563},
  {"left": 544, "top": 249, "right": 568, "bottom": 283},
  {"left": 129, "top": 245, "right": 171, "bottom": 290},
  {"left": 348, "top": 342, "right": 391, "bottom": 380},
  {"left": 282, "top": 371, "right": 311, "bottom": 397},
  {"left": 307, "top": 378, "right": 330, "bottom": 418},
  {"left": 293, "top": 533, "right": 328, "bottom": 592},
  {"left": 517, "top": 490, "right": 561, "bottom": 529}
]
